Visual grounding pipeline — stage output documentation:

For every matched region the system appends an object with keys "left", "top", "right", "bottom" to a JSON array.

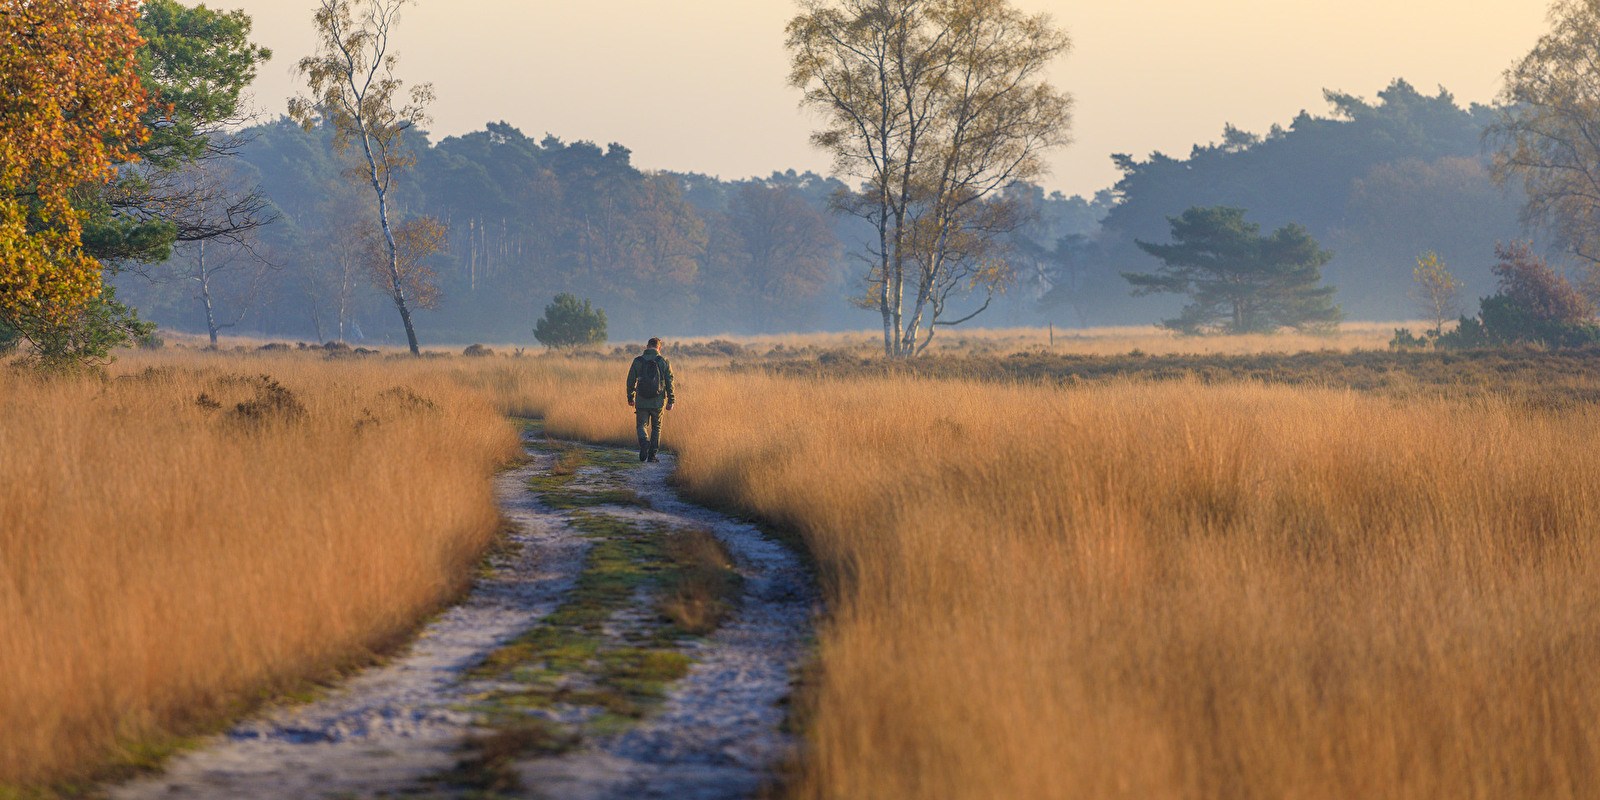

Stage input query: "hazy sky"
[{"left": 226, "top": 0, "right": 1552, "bottom": 197}]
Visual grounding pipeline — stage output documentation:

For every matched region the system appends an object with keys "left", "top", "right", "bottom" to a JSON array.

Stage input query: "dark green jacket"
[{"left": 626, "top": 349, "right": 675, "bottom": 411}]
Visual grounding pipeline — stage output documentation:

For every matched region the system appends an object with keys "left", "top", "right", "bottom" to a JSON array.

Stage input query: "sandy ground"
[
  {"left": 516, "top": 465, "right": 816, "bottom": 799},
  {"left": 109, "top": 438, "right": 815, "bottom": 799}
]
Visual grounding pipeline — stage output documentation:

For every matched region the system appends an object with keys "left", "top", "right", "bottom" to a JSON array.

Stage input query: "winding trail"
[{"left": 110, "top": 433, "right": 815, "bottom": 800}]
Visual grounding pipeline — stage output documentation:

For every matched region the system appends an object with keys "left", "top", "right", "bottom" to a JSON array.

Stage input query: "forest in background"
[
  {"left": 1055, "top": 79, "right": 1525, "bottom": 326},
  {"left": 117, "top": 79, "right": 1525, "bottom": 346},
  {"left": 116, "top": 119, "right": 1102, "bottom": 343}
]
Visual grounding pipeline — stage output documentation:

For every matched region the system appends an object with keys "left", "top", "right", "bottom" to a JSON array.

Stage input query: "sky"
[{"left": 225, "top": 0, "right": 1553, "bottom": 198}]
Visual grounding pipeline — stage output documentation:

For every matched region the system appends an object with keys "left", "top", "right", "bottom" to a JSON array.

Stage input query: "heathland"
[
  {"left": 0, "top": 357, "right": 518, "bottom": 787},
  {"left": 5, "top": 329, "right": 1600, "bottom": 798}
]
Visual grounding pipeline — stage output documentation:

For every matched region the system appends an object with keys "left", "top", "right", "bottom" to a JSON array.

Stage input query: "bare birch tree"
[
  {"left": 290, "top": 0, "right": 434, "bottom": 355},
  {"left": 286, "top": 195, "right": 371, "bottom": 344},
  {"left": 324, "top": 199, "right": 372, "bottom": 341},
  {"left": 151, "top": 159, "right": 276, "bottom": 346},
  {"left": 787, "top": 0, "right": 1071, "bottom": 357},
  {"left": 187, "top": 237, "right": 275, "bottom": 347}
]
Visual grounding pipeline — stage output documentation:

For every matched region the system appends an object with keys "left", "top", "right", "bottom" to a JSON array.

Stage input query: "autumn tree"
[
  {"left": 788, "top": 0, "right": 1073, "bottom": 358},
  {"left": 1440, "top": 241, "right": 1599, "bottom": 348},
  {"left": 0, "top": 0, "right": 150, "bottom": 366},
  {"left": 1490, "top": 241, "right": 1593, "bottom": 324},
  {"left": 363, "top": 216, "right": 444, "bottom": 321},
  {"left": 1124, "top": 206, "right": 1341, "bottom": 334},
  {"left": 291, "top": 0, "right": 435, "bottom": 355},
  {"left": 1490, "top": 0, "right": 1600, "bottom": 267},
  {"left": 1410, "top": 251, "right": 1463, "bottom": 336}
]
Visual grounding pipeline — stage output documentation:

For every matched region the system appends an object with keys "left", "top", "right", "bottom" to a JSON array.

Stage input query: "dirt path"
[{"left": 110, "top": 432, "right": 815, "bottom": 800}]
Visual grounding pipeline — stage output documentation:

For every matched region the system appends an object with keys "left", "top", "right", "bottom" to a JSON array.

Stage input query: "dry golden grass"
[
  {"left": 0, "top": 353, "right": 518, "bottom": 786},
  {"left": 9, "top": 337, "right": 1598, "bottom": 798},
  {"left": 474, "top": 358, "right": 1600, "bottom": 800}
]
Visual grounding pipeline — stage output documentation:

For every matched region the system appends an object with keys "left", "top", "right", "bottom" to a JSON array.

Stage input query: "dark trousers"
[{"left": 636, "top": 408, "right": 663, "bottom": 457}]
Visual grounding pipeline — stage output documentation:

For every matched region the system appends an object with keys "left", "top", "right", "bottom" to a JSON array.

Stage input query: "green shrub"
[
  {"left": 1437, "top": 297, "right": 1600, "bottom": 349},
  {"left": 533, "top": 294, "right": 607, "bottom": 350},
  {"left": 1389, "top": 327, "right": 1430, "bottom": 351},
  {"left": 1435, "top": 243, "right": 1600, "bottom": 350},
  {"left": 15, "top": 288, "right": 156, "bottom": 370},
  {"left": 1437, "top": 315, "right": 1488, "bottom": 349}
]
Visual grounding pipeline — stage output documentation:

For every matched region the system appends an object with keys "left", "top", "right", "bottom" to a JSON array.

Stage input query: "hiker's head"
[{"left": 647, "top": 337, "right": 662, "bottom": 351}]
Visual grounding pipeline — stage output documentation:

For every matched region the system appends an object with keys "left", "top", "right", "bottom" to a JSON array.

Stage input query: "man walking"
[{"left": 626, "top": 337, "right": 675, "bottom": 463}]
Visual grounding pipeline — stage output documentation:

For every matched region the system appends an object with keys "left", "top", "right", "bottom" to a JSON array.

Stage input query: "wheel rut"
[{"left": 109, "top": 431, "right": 816, "bottom": 800}]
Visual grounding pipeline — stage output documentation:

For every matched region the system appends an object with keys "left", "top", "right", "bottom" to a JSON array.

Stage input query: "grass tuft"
[
  {"left": 659, "top": 528, "right": 741, "bottom": 635},
  {"left": 428, "top": 719, "right": 577, "bottom": 796}
]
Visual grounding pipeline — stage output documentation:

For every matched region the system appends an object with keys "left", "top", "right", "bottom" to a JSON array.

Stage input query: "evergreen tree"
[
  {"left": 534, "top": 294, "right": 607, "bottom": 350},
  {"left": 1124, "top": 206, "right": 1341, "bottom": 334}
]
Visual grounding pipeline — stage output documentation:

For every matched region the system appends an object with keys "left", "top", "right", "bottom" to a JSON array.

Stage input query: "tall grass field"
[
  {"left": 4, "top": 335, "right": 1599, "bottom": 798},
  {"left": 489, "top": 355, "right": 1600, "bottom": 800},
  {"left": 0, "top": 356, "right": 517, "bottom": 786}
]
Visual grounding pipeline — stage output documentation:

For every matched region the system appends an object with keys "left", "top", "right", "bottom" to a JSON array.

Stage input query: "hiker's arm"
[
  {"left": 664, "top": 359, "right": 675, "bottom": 405},
  {"left": 625, "top": 360, "right": 638, "bottom": 405}
]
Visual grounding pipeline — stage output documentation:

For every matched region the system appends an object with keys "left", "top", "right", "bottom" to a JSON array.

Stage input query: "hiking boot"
[
  {"left": 639, "top": 450, "right": 648, "bottom": 462},
  {"left": 647, "top": 454, "right": 659, "bottom": 463}
]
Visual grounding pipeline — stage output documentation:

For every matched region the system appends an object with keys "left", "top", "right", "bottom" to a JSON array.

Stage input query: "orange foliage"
[{"left": 0, "top": 0, "right": 149, "bottom": 326}]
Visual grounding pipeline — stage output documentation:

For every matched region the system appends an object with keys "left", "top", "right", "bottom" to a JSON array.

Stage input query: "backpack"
[{"left": 634, "top": 355, "right": 663, "bottom": 400}]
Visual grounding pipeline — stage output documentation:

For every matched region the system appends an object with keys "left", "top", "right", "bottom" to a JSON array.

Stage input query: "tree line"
[
  {"left": 1096, "top": 0, "right": 1600, "bottom": 346},
  {"left": 117, "top": 0, "right": 1090, "bottom": 353},
  {"left": 118, "top": 117, "right": 1098, "bottom": 346},
  {"left": 15, "top": 0, "right": 1600, "bottom": 365},
  {"left": 1045, "top": 79, "right": 1527, "bottom": 328}
]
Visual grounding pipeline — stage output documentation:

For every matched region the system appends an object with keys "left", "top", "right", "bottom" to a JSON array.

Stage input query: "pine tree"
[
  {"left": 1123, "top": 206, "right": 1341, "bottom": 334},
  {"left": 534, "top": 294, "right": 607, "bottom": 350}
]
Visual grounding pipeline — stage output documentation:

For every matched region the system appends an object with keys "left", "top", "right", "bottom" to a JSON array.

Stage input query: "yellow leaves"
[
  {"left": 0, "top": 199, "right": 100, "bottom": 324},
  {"left": 1493, "top": 3, "right": 1600, "bottom": 267},
  {"left": 1412, "top": 252, "right": 1461, "bottom": 295},
  {"left": 0, "top": 0, "right": 149, "bottom": 325},
  {"left": 364, "top": 216, "right": 445, "bottom": 310}
]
